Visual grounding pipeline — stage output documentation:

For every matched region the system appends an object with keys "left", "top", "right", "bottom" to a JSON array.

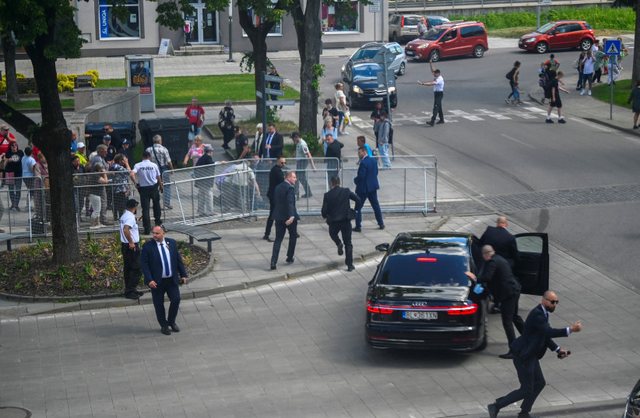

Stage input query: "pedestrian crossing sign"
[{"left": 605, "top": 39, "right": 621, "bottom": 56}]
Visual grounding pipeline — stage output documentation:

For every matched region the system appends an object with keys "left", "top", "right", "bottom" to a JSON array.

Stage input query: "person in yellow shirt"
[{"left": 75, "top": 142, "right": 88, "bottom": 167}]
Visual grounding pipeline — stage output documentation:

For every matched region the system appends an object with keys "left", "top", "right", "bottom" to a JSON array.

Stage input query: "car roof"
[
  {"left": 391, "top": 14, "right": 424, "bottom": 18},
  {"left": 360, "top": 41, "right": 400, "bottom": 49},
  {"left": 436, "top": 20, "right": 484, "bottom": 29},
  {"left": 552, "top": 20, "right": 587, "bottom": 23}
]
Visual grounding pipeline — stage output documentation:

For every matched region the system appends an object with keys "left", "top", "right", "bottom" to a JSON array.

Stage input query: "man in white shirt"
[
  {"left": 419, "top": 60, "right": 445, "bottom": 126},
  {"left": 130, "top": 151, "right": 163, "bottom": 235},
  {"left": 119, "top": 199, "right": 143, "bottom": 300}
]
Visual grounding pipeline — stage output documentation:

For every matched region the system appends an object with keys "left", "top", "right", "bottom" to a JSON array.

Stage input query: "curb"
[{"left": 450, "top": 398, "right": 625, "bottom": 417}]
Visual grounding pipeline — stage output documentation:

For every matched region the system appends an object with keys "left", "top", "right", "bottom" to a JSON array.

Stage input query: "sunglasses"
[{"left": 545, "top": 298, "right": 559, "bottom": 305}]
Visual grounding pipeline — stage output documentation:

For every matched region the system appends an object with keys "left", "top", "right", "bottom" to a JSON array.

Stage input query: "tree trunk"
[
  {"left": 1, "top": 29, "right": 19, "bottom": 103},
  {"left": 25, "top": 38, "right": 80, "bottom": 265},
  {"left": 633, "top": 3, "right": 640, "bottom": 86},
  {"left": 292, "top": 0, "right": 322, "bottom": 137}
]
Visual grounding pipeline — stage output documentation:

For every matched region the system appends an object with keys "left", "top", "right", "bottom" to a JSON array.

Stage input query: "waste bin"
[
  {"left": 85, "top": 122, "right": 137, "bottom": 153},
  {"left": 138, "top": 118, "right": 190, "bottom": 165}
]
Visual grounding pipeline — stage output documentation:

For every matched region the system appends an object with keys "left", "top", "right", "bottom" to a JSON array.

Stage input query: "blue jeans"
[
  {"left": 379, "top": 143, "right": 391, "bottom": 168},
  {"left": 355, "top": 191, "right": 384, "bottom": 229}
]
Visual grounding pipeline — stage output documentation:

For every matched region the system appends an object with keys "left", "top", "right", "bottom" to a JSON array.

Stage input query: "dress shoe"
[
  {"left": 379, "top": 225, "right": 385, "bottom": 230},
  {"left": 136, "top": 291, "right": 144, "bottom": 296},
  {"left": 337, "top": 245, "right": 344, "bottom": 256},
  {"left": 353, "top": 227, "right": 362, "bottom": 232},
  {"left": 347, "top": 265, "right": 355, "bottom": 272},
  {"left": 160, "top": 326, "right": 171, "bottom": 335},
  {"left": 124, "top": 292, "right": 139, "bottom": 300},
  {"left": 487, "top": 403, "right": 498, "bottom": 418},
  {"left": 270, "top": 263, "right": 277, "bottom": 270},
  {"left": 426, "top": 121, "right": 434, "bottom": 127},
  {"left": 263, "top": 235, "right": 273, "bottom": 242},
  {"left": 436, "top": 120, "right": 445, "bottom": 124},
  {"left": 499, "top": 352, "right": 514, "bottom": 359},
  {"left": 169, "top": 323, "right": 180, "bottom": 333},
  {"left": 286, "top": 257, "right": 294, "bottom": 264}
]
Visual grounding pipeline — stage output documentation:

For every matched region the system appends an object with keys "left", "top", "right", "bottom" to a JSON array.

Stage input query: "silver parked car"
[{"left": 340, "top": 42, "right": 407, "bottom": 81}]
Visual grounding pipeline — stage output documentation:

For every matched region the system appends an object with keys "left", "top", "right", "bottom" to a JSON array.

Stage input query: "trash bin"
[
  {"left": 85, "top": 122, "right": 137, "bottom": 153},
  {"left": 138, "top": 118, "right": 190, "bottom": 165}
]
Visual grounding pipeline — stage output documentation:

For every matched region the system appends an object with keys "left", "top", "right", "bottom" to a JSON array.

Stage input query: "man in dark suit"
[
  {"left": 488, "top": 290, "right": 582, "bottom": 418},
  {"left": 353, "top": 146, "right": 384, "bottom": 232},
  {"left": 480, "top": 216, "right": 519, "bottom": 267},
  {"left": 263, "top": 156, "right": 286, "bottom": 242},
  {"left": 270, "top": 171, "right": 298, "bottom": 270},
  {"left": 260, "top": 123, "right": 284, "bottom": 159},
  {"left": 141, "top": 225, "right": 189, "bottom": 335},
  {"left": 324, "top": 133, "right": 343, "bottom": 183},
  {"left": 475, "top": 245, "right": 524, "bottom": 359},
  {"left": 322, "top": 176, "right": 361, "bottom": 271}
]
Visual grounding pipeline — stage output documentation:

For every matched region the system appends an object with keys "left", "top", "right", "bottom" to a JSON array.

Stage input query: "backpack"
[{"left": 506, "top": 68, "right": 516, "bottom": 81}]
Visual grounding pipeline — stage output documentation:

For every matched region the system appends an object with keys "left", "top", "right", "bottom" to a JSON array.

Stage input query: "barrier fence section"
[{"left": 0, "top": 155, "right": 437, "bottom": 237}]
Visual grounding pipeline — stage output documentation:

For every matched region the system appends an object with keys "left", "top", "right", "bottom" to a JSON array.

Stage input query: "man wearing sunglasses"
[{"left": 488, "top": 290, "right": 582, "bottom": 418}]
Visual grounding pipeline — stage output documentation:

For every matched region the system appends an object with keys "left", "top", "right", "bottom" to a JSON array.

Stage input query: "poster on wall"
[{"left": 129, "top": 60, "right": 151, "bottom": 94}]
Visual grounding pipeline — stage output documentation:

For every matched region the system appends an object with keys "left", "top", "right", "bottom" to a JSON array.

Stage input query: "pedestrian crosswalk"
[{"left": 349, "top": 103, "right": 548, "bottom": 130}]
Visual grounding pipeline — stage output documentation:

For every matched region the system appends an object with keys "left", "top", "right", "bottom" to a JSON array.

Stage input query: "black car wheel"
[
  {"left": 398, "top": 62, "right": 406, "bottom": 76},
  {"left": 473, "top": 45, "right": 485, "bottom": 58},
  {"left": 536, "top": 42, "right": 549, "bottom": 54},
  {"left": 580, "top": 38, "right": 593, "bottom": 51},
  {"left": 429, "top": 49, "right": 440, "bottom": 62}
]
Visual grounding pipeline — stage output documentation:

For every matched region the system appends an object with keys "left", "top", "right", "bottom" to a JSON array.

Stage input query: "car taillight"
[
  {"left": 447, "top": 304, "right": 478, "bottom": 316},
  {"left": 416, "top": 257, "right": 437, "bottom": 263},
  {"left": 367, "top": 302, "right": 393, "bottom": 315},
  {"left": 401, "top": 16, "right": 405, "bottom": 28}
]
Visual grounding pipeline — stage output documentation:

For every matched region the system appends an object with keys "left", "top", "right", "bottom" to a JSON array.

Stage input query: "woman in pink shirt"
[{"left": 182, "top": 135, "right": 205, "bottom": 167}]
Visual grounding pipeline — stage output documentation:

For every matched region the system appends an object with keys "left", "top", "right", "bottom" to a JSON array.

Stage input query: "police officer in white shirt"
[
  {"left": 120, "top": 198, "right": 143, "bottom": 300},
  {"left": 130, "top": 150, "right": 163, "bottom": 235},
  {"left": 419, "top": 60, "right": 445, "bottom": 126}
]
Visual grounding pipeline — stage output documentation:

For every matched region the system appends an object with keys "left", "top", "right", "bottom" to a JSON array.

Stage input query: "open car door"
[{"left": 514, "top": 233, "right": 549, "bottom": 295}]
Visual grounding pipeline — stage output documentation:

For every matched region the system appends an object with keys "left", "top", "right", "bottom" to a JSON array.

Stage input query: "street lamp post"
[{"left": 227, "top": 1, "right": 234, "bottom": 62}]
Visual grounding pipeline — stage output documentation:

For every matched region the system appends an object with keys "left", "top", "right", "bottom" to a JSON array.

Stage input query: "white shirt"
[
  {"left": 157, "top": 240, "right": 172, "bottom": 278},
  {"left": 582, "top": 57, "right": 595, "bottom": 74},
  {"left": 433, "top": 75, "right": 444, "bottom": 92},
  {"left": 119, "top": 210, "right": 139, "bottom": 244},
  {"left": 132, "top": 159, "right": 161, "bottom": 187},
  {"left": 335, "top": 90, "right": 348, "bottom": 112}
]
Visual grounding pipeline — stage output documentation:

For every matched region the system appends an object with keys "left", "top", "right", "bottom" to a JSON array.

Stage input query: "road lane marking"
[
  {"left": 568, "top": 117, "right": 613, "bottom": 132},
  {"left": 500, "top": 133, "right": 535, "bottom": 149}
]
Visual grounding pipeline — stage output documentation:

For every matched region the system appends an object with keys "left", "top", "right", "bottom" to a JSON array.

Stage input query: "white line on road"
[
  {"left": 500, "top": 133, "right": 535, "bottom": 149},
  {"left": 624, "top": 136, "right": 640, "bottom": 146},
  {"left": 568, "top": 117, "right": 613, "bottom": 132}
]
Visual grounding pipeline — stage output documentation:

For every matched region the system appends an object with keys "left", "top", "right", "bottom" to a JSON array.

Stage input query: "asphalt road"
[{"left": 273, "top": 44, "right": 640, "bottom": 293}]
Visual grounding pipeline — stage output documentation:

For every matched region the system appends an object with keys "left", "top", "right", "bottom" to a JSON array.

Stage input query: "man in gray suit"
[{"left": 270, "top": 171, "right": 298, "bottom": 270}]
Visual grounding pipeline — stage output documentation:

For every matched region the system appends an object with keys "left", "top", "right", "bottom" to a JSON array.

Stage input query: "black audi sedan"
[
  {"left": 342, "top": 62, "right": 398, "bottom": 109},
  {"left": 365, "top": 232, "right": 487, "bottom": 351}
]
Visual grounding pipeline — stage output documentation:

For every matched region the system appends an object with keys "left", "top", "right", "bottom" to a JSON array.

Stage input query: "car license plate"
[
  {"left": 406, "top": 51, "right": 415, "bottom": 56},
  {"left": 403, "top": 311, "right": 438, "bottom": 320},
  {"left": 369, "top": 97, "right": 383, "bottom": 102}
]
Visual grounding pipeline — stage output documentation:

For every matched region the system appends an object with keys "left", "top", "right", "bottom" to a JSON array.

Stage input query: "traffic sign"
[
  {"left": 605, "top": 39, "right": 621, "bottom": 56},
  {"left": 264, "top": 74, "right": 283, "bottom": 83},
  {"left": 266, "top": 100, "right": 295, "bottom": 106},
  {"left": 255, "top": 90, "right": 263, "bottom": 98},
  {"left": 265, "top": 88, "right": 284, "bottom": 97}
]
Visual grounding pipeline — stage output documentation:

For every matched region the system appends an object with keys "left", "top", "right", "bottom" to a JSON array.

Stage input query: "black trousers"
[
  {"left": 500, "top": 293, "right": 525, "bottom": 345},
  {"left": 120, "top": 243, "right": 141, "bottom": 295},
  {"left": 150, "top": 279, "right": 181, "bottom": 327},
  {"left": 139, "top": 184, "right": 162, "bottom": 234},
  {"left": 328, "top": 220, "right": 353, "bottom": 267},
  {"left": 496, "top": 356, "right": 546, "bottom": 414},
  {"left": 271, "top": 219, "right": 297, "bottom": 265},
  {"left": 430, "top": 91, "right": 444, "bottom": 123},
  {"left": 264, "top": 197, "right": 275, "bottom": 237}
]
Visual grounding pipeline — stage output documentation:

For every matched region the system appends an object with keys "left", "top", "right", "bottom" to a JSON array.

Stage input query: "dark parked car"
[
  {"left": 518, "top": 20, "right": 595, "bottom": 54},
  {"left": 343, "top": 62, "right": 397, "bottom": 109},
  {"left": 365, "top": 231, "right": 549, "bottom": 351},
  {"left": 624, "top": 378, "right": 640, "bottom": 418}
]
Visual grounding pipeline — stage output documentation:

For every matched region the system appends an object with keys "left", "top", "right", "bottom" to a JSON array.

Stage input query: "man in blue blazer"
[
  {"left": 141, "top": 225, "right": 189, "bottom": 335},
  {"left": 488, "top": 290, "right": 582, "bottom": 418},
  {"left": 353, "top": 146, "right": 384, "bottom": 232}
]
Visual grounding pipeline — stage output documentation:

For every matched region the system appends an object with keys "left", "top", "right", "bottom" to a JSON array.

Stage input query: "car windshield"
[
  {"left": 352, "top": 64, "right": 382, "bottom": 80},
  {"left": 352, "top": 48, "right": 380, "bottom": 61},
  {"left": 536, "top": 22, "right": 556, "bottom": 34},
  {"left": 379, "top": 253, "right": 470, "bottom": 287},
  {"left": 420, "top": 28, "right": 446, "bottom": 41}
]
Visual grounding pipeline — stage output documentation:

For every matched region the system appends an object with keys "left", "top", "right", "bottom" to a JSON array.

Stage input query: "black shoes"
[
  {"left": 436, "top": 120, "right": 445, "bottom": 124},
  {"left": 270, "top": 263, "right": 277, "bottom": 270},
  {"left": 160, "top": 326, "right": 171, "bottom": 335},
  {"left": 337, "top": 245, "right": 344, "bottom": 256},
  {"left": 499, "top": 352, "right": 514, "bottom": 359},
  {"left": 545, "top": 118, "right": 554, "bottom": 124},
  {"left": 558, "top": 119, "right": 566, "bottom": 124},
  {"left": 286, "top": 258, "right": 294, "bottom": 264},
  {"left": 353, "top": 227, "right": 362, "bottom": 232},
  {"left": 347, "top": 265, "right": 355, "bottom": 272},
  {"left": 169, "top": 323, "right": 180, "bottom": 333},
  {"left": 379, "top": 225, "right": 385, "bottom": 230},
  {"left": 124, "top": 292, "right": 139, "bottom": 300},
  {"left": 263, "top": 235, "right": 273, "bottom": 242},
  {"left": 487, "top": 403, "right": 498, "bottom": 418},
  {"left": 426, "top": 121, "right": 435, "bottom": 127},
  {"left": 136, "top": 291, "right": 144, "bottom": 296}
]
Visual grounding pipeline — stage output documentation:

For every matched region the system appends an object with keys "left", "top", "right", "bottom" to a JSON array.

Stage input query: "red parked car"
[
  {"left": 518, "top": 20, "right": 595, "bottom": 54},
  {"left": 405, "top": 21, "right": 488, "bottom": 62}
]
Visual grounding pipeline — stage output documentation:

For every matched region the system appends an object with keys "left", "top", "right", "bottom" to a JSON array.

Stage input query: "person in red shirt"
[
  {"left": 0, "top": 124, "right": 17, "bottom": 155},
  {"left": 185, "top": 97, "right": 205, "bottom": 142}
]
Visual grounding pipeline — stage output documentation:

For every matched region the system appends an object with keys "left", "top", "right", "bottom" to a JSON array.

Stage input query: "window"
[
  {"left": 98, "top": 0, "right": 141, "bottom": 40},
  {"left": 461, "top": 25, "right": 484, "bottom": 38},
  {"left": 322, "top": 1, "right": 359, "bottom": 33},
  {"left": 242, "top": 8, "right": 283, "bottom": 37},
  {"left": 379, "top": 253, "right": 470, "bottom": 287},
  {"left": 565, "top": 24, "right": 582, "bottom": 32}
]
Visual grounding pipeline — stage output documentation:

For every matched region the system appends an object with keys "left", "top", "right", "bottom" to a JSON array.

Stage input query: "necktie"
[
  {"left": 266, "top": 134, "right": 273, "bottom": 158},
  {"left": 161, "top": 243, "right": 170, "bottom": 277}
]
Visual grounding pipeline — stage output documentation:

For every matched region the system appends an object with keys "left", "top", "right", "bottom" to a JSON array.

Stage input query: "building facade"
[{"left": 75, "top": 0, "right": 388, "bottom": 57}]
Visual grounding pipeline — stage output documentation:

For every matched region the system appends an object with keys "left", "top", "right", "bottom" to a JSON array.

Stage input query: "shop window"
[
  {"left": 98, "top": 0, "right": 141, "bottom": 40},
  {"left": 322, "top": 1, "right": 359, "bottom": 33},
  {"left": 242, "top": 9, "right": 283, "bottom": 37}
]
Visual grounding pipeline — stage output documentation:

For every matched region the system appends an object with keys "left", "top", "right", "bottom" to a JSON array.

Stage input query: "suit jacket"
[
  {"left": 478, "top": 254, "right": 521, "bottom": 302},
  {"left": 510, "top": 304, "right": 568, "bottom": 360},
  {"left": 272, "top": 181, "right": 298, "bottom": 221},
  {"left": 354, "top": 155, "right": 380, "bottom": 195},
  {"left": 480, "top": 226, "right": 519, "bottom": 267},
  {"left": 322, "top": 186, "right": 361, "bottom": 223},
  {"left": 267, "top": 164, "right": 284, "bottom": 200},
  {"left": 141, "top": 238, "right": 188, "bottom": 286},
  {"left": 261, "top": 131, "right": 284, "bottom": 159}
]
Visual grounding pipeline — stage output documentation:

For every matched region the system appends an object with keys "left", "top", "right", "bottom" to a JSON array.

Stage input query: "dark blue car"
[{"left": 342, "top": 62, "right": 398, "bottom": 110}]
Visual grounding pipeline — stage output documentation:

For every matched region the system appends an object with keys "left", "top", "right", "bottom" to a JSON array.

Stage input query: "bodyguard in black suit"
[
  {"left": 480, "top": 216, "right": 519, "bottom": 267},
  {"left": 488, "top": 290, "right": 582, "bottom": 418},
  {"left": 476, "top": 245, "right": 524, "bottom": 358},
  {"left": 321, "top": 176, "right": 361, "bottom": 271},
  {"left": 263, "top": 156, "right": 286, "bottom": 242},
  {"left": 260, "top": 123, "right": 284, "bottom": 159},
  {"left": 270, "top": 171, "right": 299, "bottom": 270},
  {"left": 141, "top": 226, "right": 189, "bottom": 335}
]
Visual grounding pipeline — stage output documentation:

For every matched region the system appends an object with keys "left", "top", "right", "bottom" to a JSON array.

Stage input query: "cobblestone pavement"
[{"left": 1, "top": 215, "right": 638, "bottom": 418}]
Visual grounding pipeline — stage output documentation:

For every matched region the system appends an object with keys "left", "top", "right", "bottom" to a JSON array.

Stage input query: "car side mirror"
[{"left": 375, "top": 243, "right": 389, "bottom": 252}]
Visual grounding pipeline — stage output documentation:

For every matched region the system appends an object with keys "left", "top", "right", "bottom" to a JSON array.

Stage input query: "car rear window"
[
  {"left": 379, "top": 253, "right": 470, "bottom": 287},
  {"left": 404, "top": 16, "right": 422, "bottom": 26}
]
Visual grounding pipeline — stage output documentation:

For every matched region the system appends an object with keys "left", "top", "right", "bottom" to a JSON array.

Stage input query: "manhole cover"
[{"left": 0, "top": 407, "right": 31, "bottom": 418}]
